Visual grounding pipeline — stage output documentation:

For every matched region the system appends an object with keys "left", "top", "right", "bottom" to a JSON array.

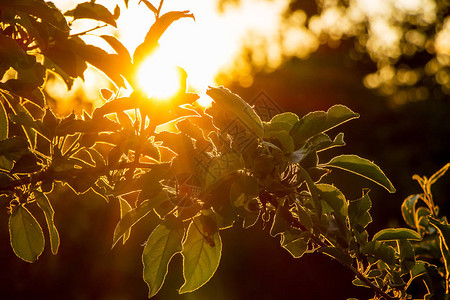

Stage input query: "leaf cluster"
[{"left": 1, "top": 1, "right": 449, "bottom": 300}]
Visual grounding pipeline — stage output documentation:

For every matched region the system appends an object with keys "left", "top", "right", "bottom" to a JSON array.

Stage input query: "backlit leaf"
[
  {"left": 118, "top": 197, "right": 132, "bottom": 244},
  {"left": 206, "top": 86, "right": 264, "bottom": 138},
  {"left": 401, "top": 194, "right": 420, "bottom": 228},
  {"left": 9, "top": 205, "right": 45, "bottom": 262},
  {"left": 322, "top": 155, "right": 395, "bottom": 193},
  {"left": 143, "top": 223, "right": 184, "bottom": 297},
  {"left": 280, "top": 229, "right": 310, "bottom": 258},
  {"left": 180, "top": 220, "right": 222, "bottom": 293},
  {"left": 290, "top": 105, "right": 358, "bottom": 147},
  {"left": 112, "top": 200, "right": 155, "bottom": 248},
  {"left": 34, "top": 190, "right": 59, "bottom": 254},
  {"left": 372, "top": 228, "right": 421, "bottom": 241},
  {"left": 360, "top": 241, "right": 396, "bottom": 265}
]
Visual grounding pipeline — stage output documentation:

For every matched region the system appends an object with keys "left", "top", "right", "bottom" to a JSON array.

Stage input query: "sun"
[{"left": 136, "top": 48, "right": 181, "bottom": 100}]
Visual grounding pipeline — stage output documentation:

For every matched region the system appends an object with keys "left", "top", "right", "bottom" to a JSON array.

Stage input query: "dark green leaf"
[
  {"left": 180, "top": 220, "right": 222, "bottom": 293},
  {"left": 143, "top": 223, "right": 184, "bottom": 297},
  {"left": 295, "top": 204, "right": 313, "bottom": 230},
  {"left": 360, "top": 241, "right": 396, "bottom": 265},
  {"left": 373, "top": 228, "right": 421, "bottom": 241},
  {"left": 398, "top": 240, "right": 415, "bottom": 273},
  {"left": 290, "top": 105, "right": 358, "bottom": 147},
  {"left": 11, "top": 153, "right": 41, "bottom": 174},
  {"left": 9, "top": 205, "right": 45, "bottom": 262},
  {"left": 298, "top": 165, "right": 321, "bottom": 218},
  {"left": 270, "top": 202, "right": 292, "bottom": 237},
  {"left": 348, "top": 190, "right": 372, "bottom": 238},
  {"left": 322, "top": 155, "right": 396, "bottom": 193},
  {"left": 65, "top": 2, "right": 117, "bottom": 27},
  {"left": 0, "top": 99, "right": 8, "bottom": 140},
  {"left": 34, "top": 190, "right": 59, "bottom": 255}
]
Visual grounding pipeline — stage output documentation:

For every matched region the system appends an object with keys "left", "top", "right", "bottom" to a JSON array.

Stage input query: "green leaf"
[
  {"left": 295, "top": 204, "right": 313, "bottom": 230},
  {"left": 428, "top": 217, "right": 450, "bottom": 285},
  {"left": 290, "top": 105, "right": 359, "bottom": 147},
  {"left": 373, "top": 228, "right": 421, "bottom": 241},
  {"left": 270, "top": 202, "right": 292, "bottom": 237},
  {"left": 65, "top": 2, "right": 117, "bottom": 27},
  {"left": 118, "top": 197, "right": 132, "bottom": 244},
  {"left": 298, "top": 165, "right": 321, "bottom": 218},
  {"left": 360, "top": 241, "right": 396, "bottom": 265},
  {"left": 280, "top": 229, "right": 310, "bottom": 258},
  {"left": 348, "top": 190, "right": 372, "bottom": 231},
  {"left": 206, "top": 86, "right": 264, "bottom": 138},
  {"left": 401, "top": 194, "right": 420, "bottom": 228},
  {"left": 204, "top": 153, "right": 243, "bottom": 189},
  {"left": 264, "top": 130, "right": 294, "bottom": 153},
  {"left": 0, "top": 100, "right": 8, "bottom": 140},
  {"left": 322, "top": 155, "right": 396, "bottom": 193},
  {"left": 180, "top": 220, "right": 222, "bottom": 293},
  {"left": 112, "top": 200, "right": 155, "bottom": 248},
  {"left": 398, "top": 240, "right": 415, "bottom": 273},
  {"left": 9, "top": 205, "right": 45, "bottom": 262},
  {"left": 270, "top": 112, "right": 299, "bottom": 129},
  {"left": 143, "top": 223, "right": 184, "bottom": 298},
  {"left": 34, "top": 190, "right": 59, "bottom": 255}
]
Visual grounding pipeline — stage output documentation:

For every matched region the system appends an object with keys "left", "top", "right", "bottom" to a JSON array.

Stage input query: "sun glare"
[{"left": 137, "top": 49, "right": 181, "bottom": 100}]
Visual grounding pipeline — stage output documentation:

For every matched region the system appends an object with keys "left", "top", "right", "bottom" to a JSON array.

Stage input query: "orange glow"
[{"left": 136, "top": 48, "right": 181, "bottom": 100}]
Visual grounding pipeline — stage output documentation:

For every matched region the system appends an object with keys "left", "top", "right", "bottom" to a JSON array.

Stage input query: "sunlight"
[{"left": 136, "top": 48, "right": 181, "bottom": 100}]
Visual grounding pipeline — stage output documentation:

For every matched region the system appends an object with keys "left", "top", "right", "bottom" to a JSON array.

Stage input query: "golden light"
[{"left": 136, "top": 48, "right": 181, "bottom": 100}]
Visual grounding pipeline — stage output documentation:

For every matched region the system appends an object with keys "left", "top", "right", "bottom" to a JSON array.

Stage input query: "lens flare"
[{"left": 137, "top": 49, "right": 181, "bottom": 100}]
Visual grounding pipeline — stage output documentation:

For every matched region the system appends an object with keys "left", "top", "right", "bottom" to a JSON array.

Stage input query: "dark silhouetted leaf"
[
  {"left": 133, "top": 10, "right": 194, "bottom": 65},
  {"left": 65, "top": 2, "right": 117, "bottom": 27}
]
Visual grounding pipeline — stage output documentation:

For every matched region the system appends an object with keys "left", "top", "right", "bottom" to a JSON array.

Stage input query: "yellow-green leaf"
[
  {"left": 179, "top": 220, "right": 222, "bottom": 293},
  {"left": 143, "top": 223, "right": 184, "bottom": 298},
  {"left": 9, "top": 205, "right": 45, "bottom": 262},
  {"left": 206, "top": 86, "right": 264, "bottom": 138}
]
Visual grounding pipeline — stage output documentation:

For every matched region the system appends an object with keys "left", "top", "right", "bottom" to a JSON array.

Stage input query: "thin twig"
[{"left": 70, "top": 24, "right": 108, "bottom": 37}]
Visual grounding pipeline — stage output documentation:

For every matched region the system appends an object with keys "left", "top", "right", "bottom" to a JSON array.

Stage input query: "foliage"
[{"left": 0, "top": 1, "right": 449, "bottom": 299}]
